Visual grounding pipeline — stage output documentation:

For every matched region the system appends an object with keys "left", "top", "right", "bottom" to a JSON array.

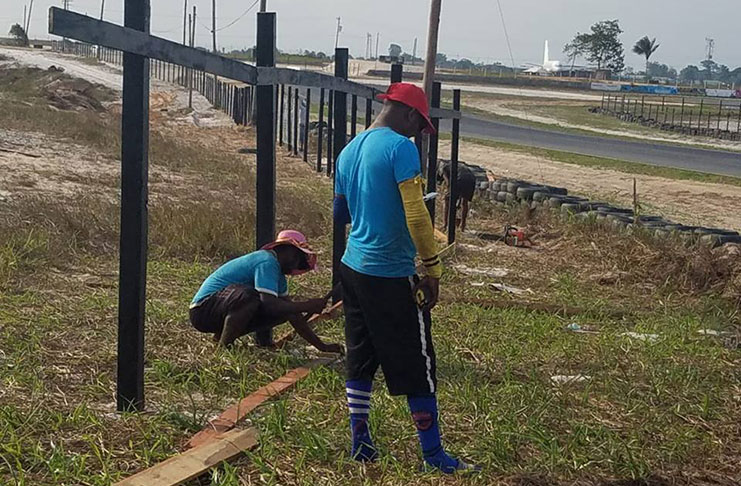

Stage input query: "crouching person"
[{"left": 189, "top": 229, "right": 342, "bottom": 352}]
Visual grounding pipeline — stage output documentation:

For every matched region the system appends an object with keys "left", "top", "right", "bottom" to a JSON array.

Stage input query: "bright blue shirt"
[
  {"left": 335, "top": 127, "right": 421, "bottom": 278},
  {"left": 191, "top": 250, "right": 288, "bottom": 305}
]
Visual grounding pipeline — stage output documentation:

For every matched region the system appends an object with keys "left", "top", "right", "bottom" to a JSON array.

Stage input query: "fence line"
[{"left": 595, "top": 93, "right": 741, "bottom": 141}]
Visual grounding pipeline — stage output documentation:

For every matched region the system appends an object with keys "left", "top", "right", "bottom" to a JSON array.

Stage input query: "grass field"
[{"left": 1, "top": 64, "right": 740, "bottom": 486}]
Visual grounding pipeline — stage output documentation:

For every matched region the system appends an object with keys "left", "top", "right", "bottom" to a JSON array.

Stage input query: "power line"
[{"left": 216, "top": 0, "right": 260, "bottom": 33}]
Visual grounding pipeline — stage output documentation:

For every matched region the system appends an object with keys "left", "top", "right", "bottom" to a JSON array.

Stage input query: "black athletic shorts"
[
  {"left": 340, "top": 263, "right": 437, "bottom": 396},
  {"left": 189, "top": 284, "right": 274, "bottom": 335}
]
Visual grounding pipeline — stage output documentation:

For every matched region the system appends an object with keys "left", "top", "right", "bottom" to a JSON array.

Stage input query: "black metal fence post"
[
  {"left": 117, "top": 0, "right": 151, "bottom": 413},
  {"left": 426, "top": 82, "right": 441, "bottom": 220},
  {"left": 365, "top": 98, "right": 372, "bottom": 128},
  {"left": 447, "top": 89, "right": 461, "bottom": 245},
  {"left": 332, "top": 48, "right": 349, "bottom": 298}
]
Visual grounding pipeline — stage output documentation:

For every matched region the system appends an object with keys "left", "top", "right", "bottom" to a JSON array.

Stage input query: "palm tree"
[{"left": 632, "top": 36, "right": 660, "bottom": 77}]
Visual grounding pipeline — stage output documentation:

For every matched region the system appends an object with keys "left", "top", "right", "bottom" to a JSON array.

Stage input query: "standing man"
[
  {"left": 334, "top": 83, "right": 479, "bottom": 473},
  {"left": 439, "top": 161, "right": 476, "bottom": 232}
]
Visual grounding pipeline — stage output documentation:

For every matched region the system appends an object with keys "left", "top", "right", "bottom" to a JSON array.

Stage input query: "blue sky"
[{"left": 4, "top": 0, "right": 740, "bottom": 70}]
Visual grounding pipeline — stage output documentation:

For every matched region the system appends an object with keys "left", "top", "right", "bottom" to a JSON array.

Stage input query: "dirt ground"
[{"left": 446, "top": 140, "right": 741, "bottom": 232}]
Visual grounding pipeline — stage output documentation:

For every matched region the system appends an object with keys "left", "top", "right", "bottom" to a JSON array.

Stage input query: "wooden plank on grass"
[
  {"left": 114, "top": 428, "right": 258, "bottom": 486},
  {"left": 187, "top": 359, "right": 332, "bottom": 449}
]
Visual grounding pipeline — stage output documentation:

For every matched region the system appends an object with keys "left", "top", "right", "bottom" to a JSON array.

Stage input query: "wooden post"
[
  {"left": 426, "top": 81, "right": 441, "bottom": 220},
  {"left": 117, "top": 0, "right": 151, "bottom": 413},
  {"left": 293, "top": 88, "right": 299, "bottom": 156},
  {"left": 350, "top": 94, "right": 358, "bottom": 140},
  {"left": 391, "top": 63, "right": 403, "bottom": 83},
  {"left": 332, "top": 48, "right": 349, "bottom": 296},
  {"left": 303, "top": 89, "right": 311, "bottom": 162},
  {"left": 698, "top": 99, "right": 704, "bottom": 129},
  {"left": 326, "top": 90, "right": 334, "bottom": 176},
  {"left": 447, "top": 89, "right": 461, "bottom": 245},
  {"left": 365, "top": 98, "right": 372, "bottom": 128},
  {"left": 254, "top": 12, "right": 276, "bottom": 347},
  {"left": 287, "top": 86, "right": 293, "bottom": 151},
  {"left": 317, "top": 88, "right": 325, "bottom": 172},
  {"left": 717, "top": 100, "right": 723, "bottom": 131},
  {"left": 279, "top": 84, "right": 285, "bottom": 146},
  {"left": 640, "top": 96, "right": 645, "bottom": 117},
  {"left": 679, "top": 98, "right": 685, "bottom": 127},
  {"left": 633, "top": 178, "right": 638, "bottom": 224}
]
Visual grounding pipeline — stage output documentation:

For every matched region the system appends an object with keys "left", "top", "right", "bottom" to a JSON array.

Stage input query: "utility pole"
[
  {"left": 182, "top": 0, "right": 187, "bottom": 45},
  {"left": 23, "top": 5, "right": 27, "bottom": 34},
  {"left": 335, "top": 17, "right": 342, "bottom": 50},
  {"left": 260, "top": 0, "right": 267, "bottom": 11},
  {"left": 412, "top": 37, "right": 418, "bottom": 66},
  {"left": 189, "top": 6, "right": 196, "bottom": 109},
  {"left": 212, "top": 0, "right": 217, "bottom": 53},
  {"left": 420, "top": 0, "right": 442, "bottom": 174},
  {"left": 99, "top": 0, "right": 105, "bottom": 20},
  {"left": 422, "top": 0, "right": 442, "bottom": 103},
  {"left": 26, "top": 0, "right": 34, "bottom": 35}
]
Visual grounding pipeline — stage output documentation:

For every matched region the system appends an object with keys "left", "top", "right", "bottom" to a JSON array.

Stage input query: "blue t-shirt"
[
  {"left": 191, "top": 250, "right": 288, "bottom": 305},
  {"left": 335, "top": 127, "right": 421, "bottom": 278}
]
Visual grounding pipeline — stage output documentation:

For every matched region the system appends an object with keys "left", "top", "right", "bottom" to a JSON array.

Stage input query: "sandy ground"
[
  {"left": 463, "top": 94, "right": 741, "bottom": 151},
  {"left": 445, "top": 140, "right": 741, "bottom": 232},
  {"left": 0, "top": 46, "right": 231, "bottom": 128}
]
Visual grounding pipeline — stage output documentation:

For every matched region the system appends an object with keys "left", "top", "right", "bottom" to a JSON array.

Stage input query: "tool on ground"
[{"left": 502, "top": 225, "right": 533, "bottom": 248}]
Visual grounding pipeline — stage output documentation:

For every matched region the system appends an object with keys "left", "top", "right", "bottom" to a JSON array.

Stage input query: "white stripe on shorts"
[{"left": 409, "top": 277, "right": 435, "bottom": 394}]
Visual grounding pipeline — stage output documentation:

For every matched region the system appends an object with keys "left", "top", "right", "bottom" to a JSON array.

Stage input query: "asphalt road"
[{"left": 439, "top": 115, "right": 741, "bottom": 178}]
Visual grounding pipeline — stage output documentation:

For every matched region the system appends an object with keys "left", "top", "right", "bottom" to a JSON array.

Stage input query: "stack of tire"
[{"left": 476, "top": 177, "right": 741, "bottom": 248}]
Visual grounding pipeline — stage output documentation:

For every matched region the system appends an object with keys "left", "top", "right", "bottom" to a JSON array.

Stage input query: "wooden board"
[
  {"left": 114, "top": 428, "right": 258, "bottom": 486},
  {"left": 187, "top": 358, "right": 332, "bottom": 449}
]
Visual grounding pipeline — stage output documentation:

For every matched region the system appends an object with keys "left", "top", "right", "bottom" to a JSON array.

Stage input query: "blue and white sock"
[
  {"left": 408, "top": 394, "right": 478, "bottom": 474},
  {"left": 346, "top": 379, "right": 378, "bottom": 462}
]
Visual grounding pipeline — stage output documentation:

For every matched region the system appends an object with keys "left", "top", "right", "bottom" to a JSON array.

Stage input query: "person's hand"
[
  {"left": 304, "top": 298, "right": 328, "bottom": 316},
  {"left": 319, "top": 342, "right": 344, "bottom": 355},
  {"left": 414, "top": 276, "right": 440, "bottom": 312}
]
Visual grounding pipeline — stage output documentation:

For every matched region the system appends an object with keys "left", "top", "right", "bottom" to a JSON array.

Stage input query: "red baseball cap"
[{"left": 376, "top": 83, "right": 436, "bottom": 134}]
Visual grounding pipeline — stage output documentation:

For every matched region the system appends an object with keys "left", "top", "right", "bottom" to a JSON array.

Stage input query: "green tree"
[
  {"left": 568, "top": 20, "right": 625, "bottom": 73},
  {"left": 679, "top": 65, "right": 701, "bottom": 84},
  {"left": 9, "top": 24, "right": 28, "bottom": 47},
  {"left": 632, "top": 36, "right": 660, "bottom": 75},
  {"left": 646, "top": 62, "right": 676, "bottom": 79}
]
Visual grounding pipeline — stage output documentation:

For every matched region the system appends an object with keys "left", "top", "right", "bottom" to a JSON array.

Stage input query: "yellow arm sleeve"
[{"left": 398, "top": 177, "right": 443, "bottom": 278}]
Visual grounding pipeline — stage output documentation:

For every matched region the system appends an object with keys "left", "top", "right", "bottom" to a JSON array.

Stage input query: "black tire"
[
  {"left": 496, "top": 191, "right": 509, "bottom": 203},
  {"left": 491, "top": 181, "right": 501, "bottom": 192},
  {"left": 516, "top": 187, "right": 539, "bottom": 201},
  {"left": 506, "top": 181, "right": 521, "bottom": 194},
  {"left": 533, "top": 191, "right": 551, "bottom": 202},
  {"left": 544, "top": 185, "right": 568, "bottom": 196},
  {"left": 505, "top": 192, "right": 516, "bottom": 203},
  {"left": 561, "top": 203, "right": 582, "bottom": 214},
  {"left": 717, "top": 234, "right": 741, "bottom": 245}
]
